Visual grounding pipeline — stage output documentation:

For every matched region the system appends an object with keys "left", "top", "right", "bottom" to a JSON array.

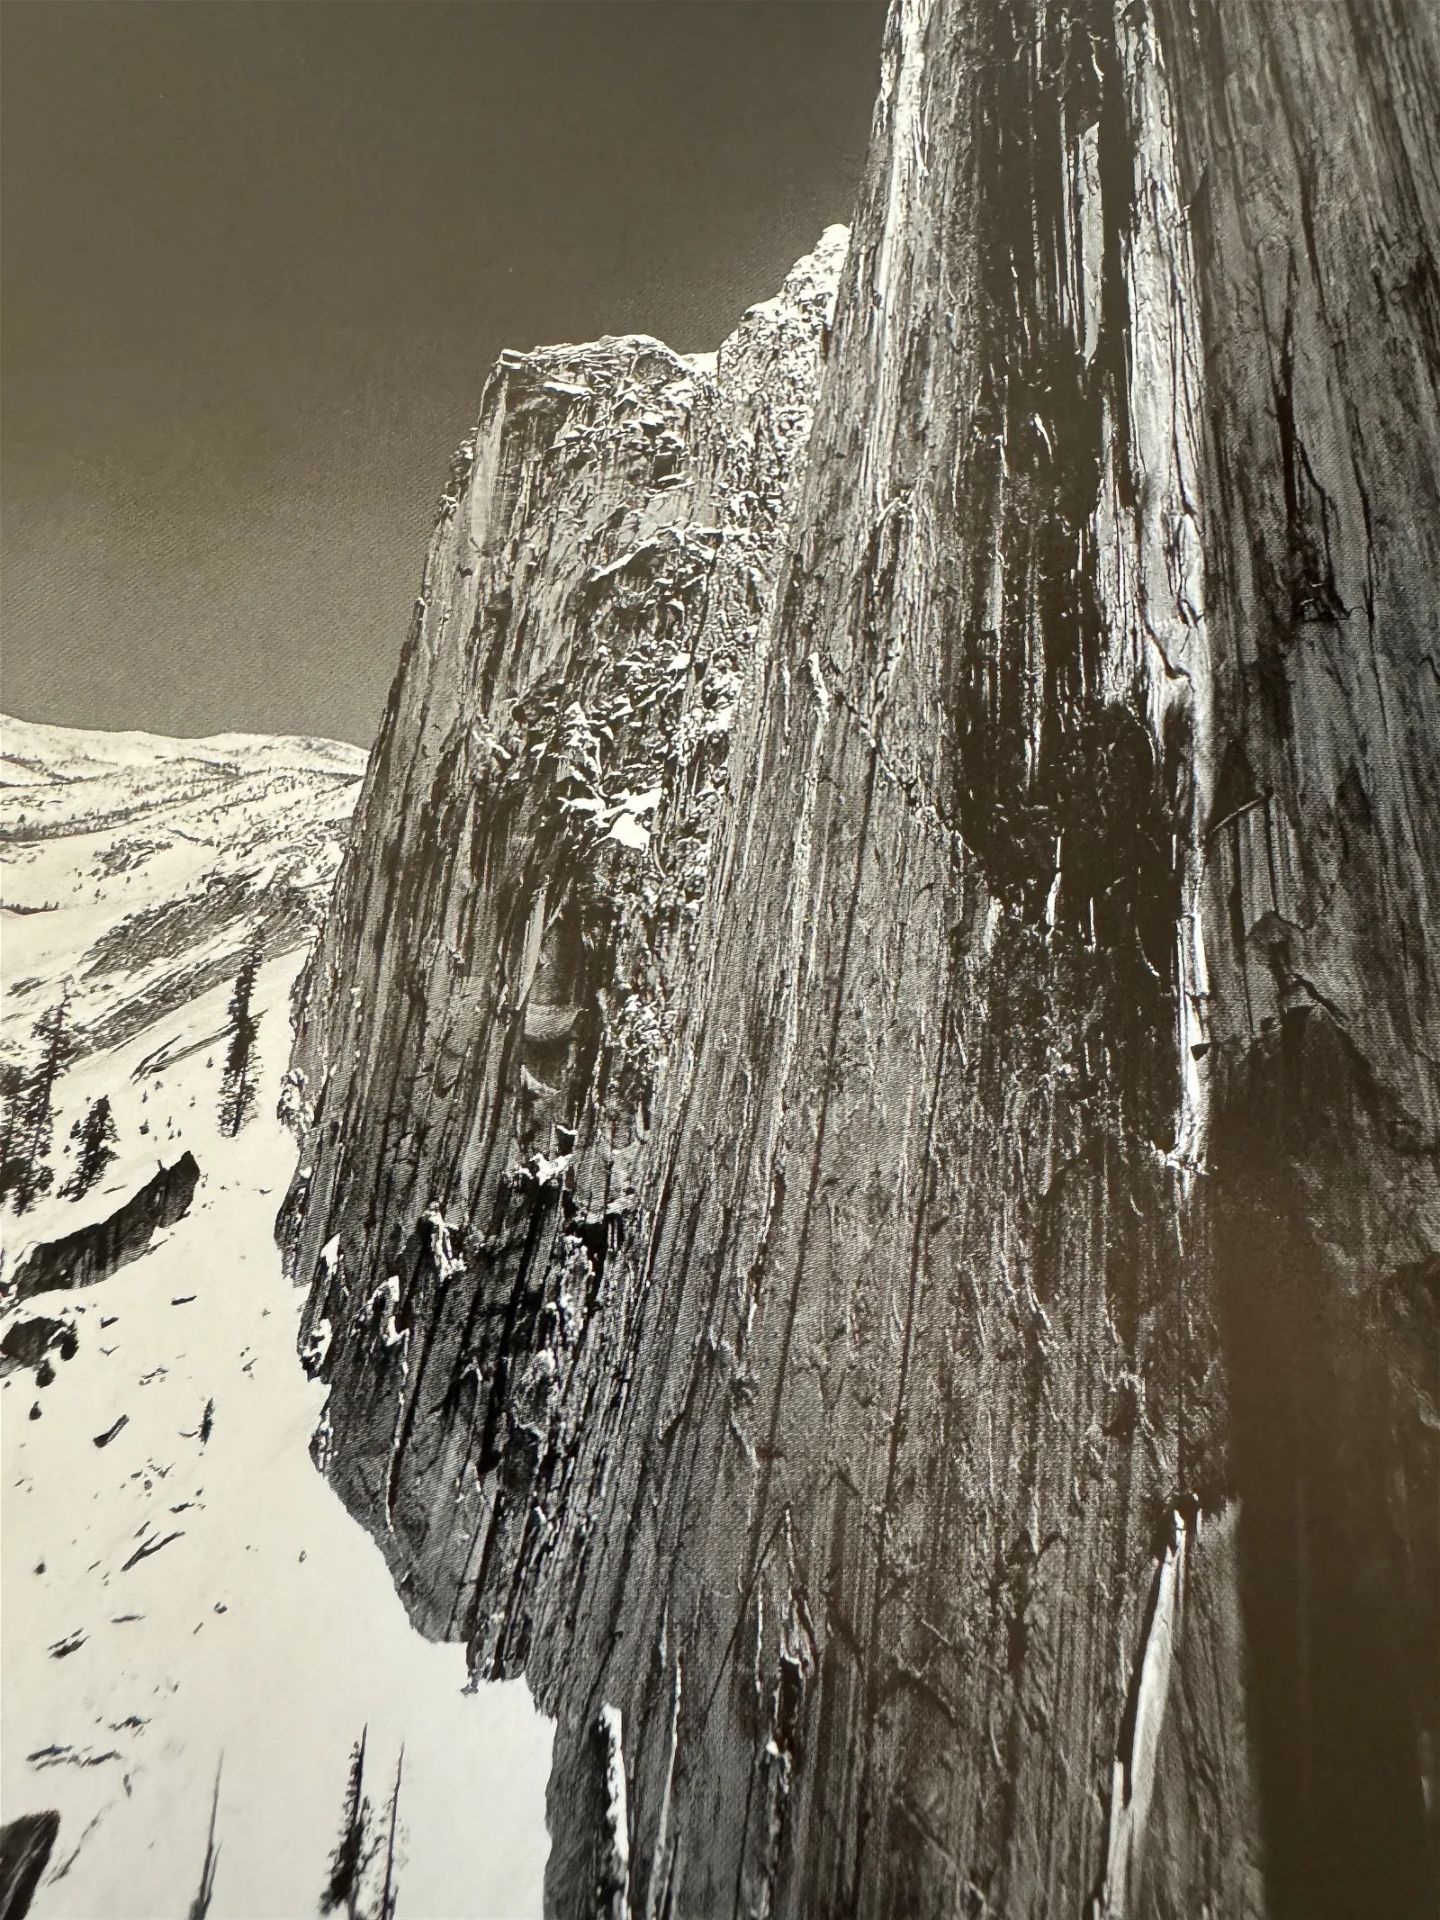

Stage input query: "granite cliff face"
[
  {"left": 282, "top": 227, "right": 848, "bottom": 1635},
  {"left": 283, "top": 3, "right": 1439, "bottom": 1916}
]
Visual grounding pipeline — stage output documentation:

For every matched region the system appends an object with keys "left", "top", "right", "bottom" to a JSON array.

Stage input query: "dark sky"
[{"left": 2, "top": 0, "right": 885, "bottom": 748}]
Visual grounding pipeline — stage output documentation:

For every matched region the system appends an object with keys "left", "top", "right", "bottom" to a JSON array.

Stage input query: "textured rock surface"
[
  {"left": 12, "top": 1153, "right": 200, "bottom": 1303},
  {"left": 0, "top": 1810, "right": 60, "bottom": 1920},
  {"left": 282, "top": 229, "right": 848, "bottom": 1628},
  {"left": 285, "top": 3, "right": 1439, "bottom": 1916}
]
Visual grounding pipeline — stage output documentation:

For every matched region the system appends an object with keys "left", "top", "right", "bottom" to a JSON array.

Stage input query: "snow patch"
[{"left": 2, "top": 906, "right": 551, "bottom": 1919}]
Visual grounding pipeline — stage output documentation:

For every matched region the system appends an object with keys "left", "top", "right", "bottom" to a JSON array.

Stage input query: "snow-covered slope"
[
  {"left": 0, "top": 715, "right": 366, "bottom": 786},
  {"left": 1, "top": 720, "right": 551, "bottom": 1918},
  {"left": 1, "top": 714, "right": 368, "bottom": 1061}
]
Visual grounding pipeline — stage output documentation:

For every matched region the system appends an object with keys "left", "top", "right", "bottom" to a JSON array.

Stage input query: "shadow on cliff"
[{"left": 1213, "top": 1009, "right": 1439, "bottom": 1918}]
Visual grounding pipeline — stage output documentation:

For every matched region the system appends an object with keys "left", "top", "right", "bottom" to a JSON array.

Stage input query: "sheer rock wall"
[
  {"left": 284, "top": 3, "right": 1439, "bottom": 1915},
  {"left": 282, "top": 230, "right": 848, "bottom": 1641}
]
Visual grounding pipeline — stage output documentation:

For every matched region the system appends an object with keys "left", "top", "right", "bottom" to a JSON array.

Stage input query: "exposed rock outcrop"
[
  {"left": 0, "top": 1313, "right": 76, "bottom": 1376},
  {"left": 12, "top": 1154, "right": 200, "bottom": 1302},
  {"left": 284, "top": 3, "right": 1439, "bottom": 1916},
  {"left": 0, "top": 1811, "right": 60, "bottom": 1920},
  {"left": 282, "top": 228, "right": 848, "bottom": 1624}
]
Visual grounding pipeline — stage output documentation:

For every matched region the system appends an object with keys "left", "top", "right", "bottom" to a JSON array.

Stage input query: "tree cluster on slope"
[
  {"left": 321, "top": 1726, "right": 404, "bottom": 1920},
  {"left": 0, "top": 997, "right": 78, "bottom": 1213},
  {"left": 60, "top": 1095, "right": 119, "bottom": 1199}
]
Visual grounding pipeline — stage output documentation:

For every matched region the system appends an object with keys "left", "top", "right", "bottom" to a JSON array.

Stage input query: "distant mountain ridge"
[
  {"left": 1, "top": 713, "right": 367, "bottom": 1061},
  {"left": 0, "top": 713, "right": 366, "bottom": 786}
]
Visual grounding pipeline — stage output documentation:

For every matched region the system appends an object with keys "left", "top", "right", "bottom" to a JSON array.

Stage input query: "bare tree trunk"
[{"left": 283, "top": 2, "right": 1439, "bottom": 1915}]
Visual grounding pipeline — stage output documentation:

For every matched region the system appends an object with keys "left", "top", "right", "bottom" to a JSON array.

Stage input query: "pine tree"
[
  {"left": 61, "top": 1094, "right": 118, "bottom": 1199},
  {"left": 3, "top": 997, "right": 76, "bottom": 1213},
  {"left": 186, "top": 1759, "right": 223, "bottom": 1920},
  {"left": 0, "top": 1060, "right": 28, "bottom": 1209},
  {"left": 376, "top": 1748, "right": 404, "bottom": 1920},
  {"left": 321, "top": 1728, "right": 376, "bottom": 1920},
  {"left": 218, "top": 947, "right": 262, "bottom": 1137}
]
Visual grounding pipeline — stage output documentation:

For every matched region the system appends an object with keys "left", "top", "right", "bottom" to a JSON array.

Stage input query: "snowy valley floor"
[{"left": 1, "top": 959, "right": 553, "bottom": 1919}]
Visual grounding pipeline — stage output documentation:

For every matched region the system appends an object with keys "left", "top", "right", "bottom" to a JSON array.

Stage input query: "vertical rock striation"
[
  {"left": 282, "top": 229, "right": 849, "bottom": 1638},
  {"left": 284, "top": 3, "right": 1439, "bottom": 1916},
  {"left": 1154, "top": 5, "right": 1440, "bottom": 1910}
]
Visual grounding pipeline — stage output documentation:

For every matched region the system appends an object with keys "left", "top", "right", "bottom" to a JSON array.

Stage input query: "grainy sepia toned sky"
[{"left": 2, "top": 0, "right": 886, "bottom": 747}]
